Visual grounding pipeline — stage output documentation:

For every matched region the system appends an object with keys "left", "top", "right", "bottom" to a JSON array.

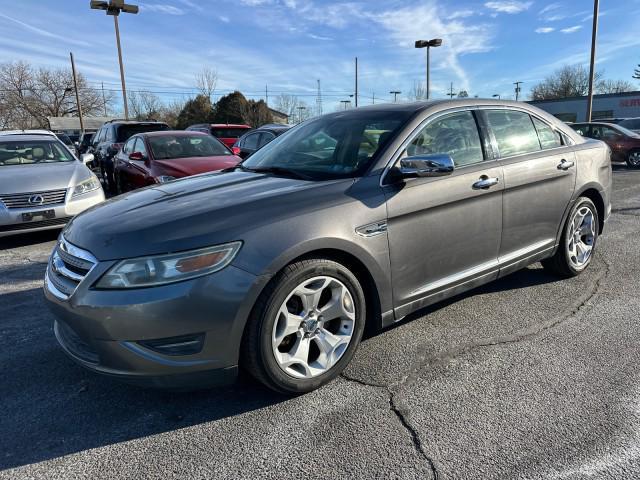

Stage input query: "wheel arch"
[{"left": 575, "top": 185, "right": 606, "bottom": 234}]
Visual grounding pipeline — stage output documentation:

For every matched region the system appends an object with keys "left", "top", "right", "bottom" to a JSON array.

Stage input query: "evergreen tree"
[{"left": 175, "top": 95, "right": 214, "bottom": 130}]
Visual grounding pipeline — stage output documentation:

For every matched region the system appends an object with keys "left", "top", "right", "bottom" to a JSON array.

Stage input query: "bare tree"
[
  {"left": 128, "top": 90, "right": 162, "bottom": 120},
  {"left": 407, "top": 81, "right": 426, "bottom": 101},
  {"left": 596, "top": 79, "right": 636, "bottom": 94},
  {"left": 0, "top": 61, "right": 114, "bottom": 129},
  {"left": 633, "top": 64, "right": 640, "bottom": 81},
  {"left": 531, "top": 64, "right": 604, "bottom": 100},
  {"left": 156, "top": 98, "right": 186, "bottom": 128},
  {"left": 274, "top": 94, "right": 303, "bottom": 123},
  {"left": 195, "top": 67, "right": 218, "bottom": 100},
  {"left": 457, "top": 90, "right": 469, "bottom": 98}
]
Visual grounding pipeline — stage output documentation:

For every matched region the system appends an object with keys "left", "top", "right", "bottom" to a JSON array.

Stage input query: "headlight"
[
  {"left": 156, "top": 175, "right": 176, "bottom": 183},
  {"left": 72, "top": 176, "right": 101, "bottom": 197},
  {"left": 95, "top": 241, "right": 242, "bottom": 289}
]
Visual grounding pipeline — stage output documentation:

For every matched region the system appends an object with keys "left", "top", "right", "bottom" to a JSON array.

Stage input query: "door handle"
[
  {"left": 557, "top": 159, "right": 575, "bottom": 170},
  {"left": 472, "top": 176, "right": 499, "bottom": 190}
]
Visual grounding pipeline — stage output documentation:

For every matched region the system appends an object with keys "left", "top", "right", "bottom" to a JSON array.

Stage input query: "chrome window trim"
[{"left": 379, "top": 106, "right": 490, "bottom": 186}]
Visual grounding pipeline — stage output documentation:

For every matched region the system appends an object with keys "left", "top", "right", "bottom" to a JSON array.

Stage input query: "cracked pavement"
[{"left": 1, "top": 166, "right": 639, "bottom": 479}]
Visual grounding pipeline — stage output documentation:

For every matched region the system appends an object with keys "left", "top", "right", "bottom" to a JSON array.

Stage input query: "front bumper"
[
  {"left": 44, "top": 248, "right": 269, "bottom": 389},
  {"left": 0, "top": 188, "right": 104, "bottom": 237}
]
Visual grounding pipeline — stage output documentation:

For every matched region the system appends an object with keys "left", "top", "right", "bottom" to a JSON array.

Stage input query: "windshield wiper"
[{"left": 239, "top": 165, "right": 313, "bottom": 180}]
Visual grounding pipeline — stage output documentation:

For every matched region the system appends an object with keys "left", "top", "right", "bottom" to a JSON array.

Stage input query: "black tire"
[
  {"left": 626, "top": 149, "right": 640, "bottom": 169},
  {"left": 241, "top": 258, "right": 366, "bottom": 395},
  {"left": 115, "top": 173, "right": 125, "bottom": 195},
  {"left": 542, "top": 196, "right": 599, "bottom": 277}
]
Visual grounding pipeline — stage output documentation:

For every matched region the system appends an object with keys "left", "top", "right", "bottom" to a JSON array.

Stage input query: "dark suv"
[
  {"left": 90, "top": 120, "right": 169, "bottom": 192},
  {"left": 233, "top": 124, "right": 291, "bottom": 159}
]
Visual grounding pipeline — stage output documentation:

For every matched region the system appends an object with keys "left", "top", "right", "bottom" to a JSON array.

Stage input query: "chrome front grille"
[
  {"left": 46, "top": 236, "right": 97, "bottom": 300},
  {"left": 0, "top": 189, "right": 67, "bottom": 209}
]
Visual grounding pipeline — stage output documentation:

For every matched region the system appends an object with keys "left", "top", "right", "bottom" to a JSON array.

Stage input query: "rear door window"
[
  {"left": 243, "top": 133, "right": 261, "bottom": 150},
  {"left": 532, "top": 117, "right": 562, "bottom": 149},
  {"left": 211, "top": 128, "right": 249, "bottom": 139},
  {"left": 486, "top": 110, "right": 541, "bottom": 157}
]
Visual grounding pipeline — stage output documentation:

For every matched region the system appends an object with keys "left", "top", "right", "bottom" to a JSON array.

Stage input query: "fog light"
[{"left": 138, "top": 333, "right": 205, "bottom": 356}]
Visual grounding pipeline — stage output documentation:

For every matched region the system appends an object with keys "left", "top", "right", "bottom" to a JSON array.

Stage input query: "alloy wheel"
[
  {"left": 628, "top": 151, "right": 640, "bottom": 167},
  {"left": 271, "top": 276, "right": 355, "bottom": 379},
  {"left": 567, "top": 205, "right": 595, "bottom": 269}
]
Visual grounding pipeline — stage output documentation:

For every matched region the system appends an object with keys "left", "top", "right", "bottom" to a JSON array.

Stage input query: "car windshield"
[
  {"left": 618, "top": 119, "right": 640, "bottom": 131},
  {"left": 614, "top": 124, "right": 640, "bottom": 137},
  {"left": 117, "top": 124, "right": 169, "bottom": 142},
  {"left": 56, "top": 133, "right": 73, "bottom": 145},
  {"left": 211, "top": 128, "right": 250, "bottom": 138},
  {"left": 241, "top": 110, "right": 412, "bottom": 180},
  {"left": 149, "top": 134, "right": 232, "bottom": 160},
  {"left": 0, "top": 140, "right": 74, "bottom": 166}
]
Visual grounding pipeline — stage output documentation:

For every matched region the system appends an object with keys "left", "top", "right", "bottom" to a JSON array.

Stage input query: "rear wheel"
[
  {"left": 542, "top": 197, "right": 598, "bottom": 277},
  {"left": 241, "top": 259, "right": 366, "bottom": 394},
  {"left": 626, "top": 149, "right": 640, "bottom": 169}
]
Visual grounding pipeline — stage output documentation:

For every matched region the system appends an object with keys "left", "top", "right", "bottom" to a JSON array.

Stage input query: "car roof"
[
  {"left": 207, "top": 124, "right": 251, "bottom": 128},
  {"left": 139, "top": 130, "right": 208, "bottom": 138},
  {"left": 0, "top": 129, "right": 57, "bottom": 137}
]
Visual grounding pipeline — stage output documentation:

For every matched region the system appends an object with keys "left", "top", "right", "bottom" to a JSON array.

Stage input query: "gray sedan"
[
  {"left": 0, "top": 132, "right": 105, "bottom": 237},
  {"left": 44, "top": 100, "right": 611, "bottom": 394}
]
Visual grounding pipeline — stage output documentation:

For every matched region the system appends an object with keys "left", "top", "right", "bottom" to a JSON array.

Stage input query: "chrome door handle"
[
  {"left": 472, "top": 176, "right": 499, "bottom": 190},
  {"left": 557, "top": 159, "right": 575, "bottom": 170}
]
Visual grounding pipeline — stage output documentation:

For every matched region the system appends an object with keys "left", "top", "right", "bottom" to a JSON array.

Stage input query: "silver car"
[
  {"left": 44, "top": 100, "right": 612, "bottom": 394},
  {"left": 0, "top": 131, "right": 105, "bottom": 237}
]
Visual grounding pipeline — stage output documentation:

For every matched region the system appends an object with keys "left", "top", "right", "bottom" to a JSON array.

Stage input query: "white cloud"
[
  {"left": 138, "top": 3, "right": 185, "bottom": 15},
  {"left": 219, "top": 15, "right": 230, "bottom": 23},
  {"left": 449, "top": 9, "right": 475, "bottom": 19},
  {"left": 539, "top": 3, "right": 561, "bottom": 15},
  {"left": 484, "top": 1, "right": 532, "bottom": 14},
  {"left": 560, "top": 25, "right": 582, "bottom": 33},
  {"left": 238, "top": 0, "right": 274, "bottom": 5},
  {"left": 0, "top": 12, "right": 90, "bottom": 47},
  {"left": 535, "top": 27, "right": 555, "bottom": 33},
  {"left": 307, "top": 33, "right": 332, "bottom": 40}
]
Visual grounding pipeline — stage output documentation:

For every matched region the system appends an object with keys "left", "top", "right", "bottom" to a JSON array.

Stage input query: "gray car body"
[{"left": 44, "top": 99, "right": 612, "bottom": 388}]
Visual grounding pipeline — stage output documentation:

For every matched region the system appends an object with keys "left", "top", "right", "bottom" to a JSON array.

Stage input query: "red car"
[
  {"left": 186, "top": 123, "right": 252, "bottom": 148},
  {"left": 570, "top": 122, "right": 640, "bottom": 168},
  {"left": 113, "top": 131, "right": 241, "bottom": 193}
]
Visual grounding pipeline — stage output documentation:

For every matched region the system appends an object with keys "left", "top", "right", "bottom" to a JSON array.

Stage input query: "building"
[
  {"left": 268, "top": 108, "right": 289, "bottom": 125},
  {"left": 528, "top": 90, "right": 640, "bottom": 122},
  {"left": 47, "top": 116, "right": 114, "bottom": 137}
]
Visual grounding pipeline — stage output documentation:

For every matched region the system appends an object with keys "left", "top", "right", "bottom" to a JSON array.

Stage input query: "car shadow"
[
  {"left": 0, "top": 229, "right": 59, "bottom": 250},
  {"left": 0, "top": 285, "right": 287, "bottom": 471}
]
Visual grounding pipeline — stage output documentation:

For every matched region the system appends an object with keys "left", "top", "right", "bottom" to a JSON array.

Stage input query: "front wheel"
[
  {"left": 241, "top": 259, "right": 366, "bottom": 394},
  {"left": 542, "top": 197, "right": 599, "bottom": 277},
  {"left": 626, "top": 149, "right": 640, "bottom": 169}
]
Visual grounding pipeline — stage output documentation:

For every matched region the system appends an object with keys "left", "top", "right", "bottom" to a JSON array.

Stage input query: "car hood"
[
  {"left": 153, "top": 156, "right": 240, "bottom": 177},
  {"left": 0, "top": 161, "right": 91, "bottom": 195},
  {"left": 63, "top": 171, "right": 353, "bottom": 260}
]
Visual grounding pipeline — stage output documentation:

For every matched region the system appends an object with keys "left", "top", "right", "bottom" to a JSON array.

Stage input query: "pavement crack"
[
  {"left": 339, "top": 372, "right": 387, "bottom": 389},
  {"left": 395, "top": 255, "right": 611, "bottom": 389}
]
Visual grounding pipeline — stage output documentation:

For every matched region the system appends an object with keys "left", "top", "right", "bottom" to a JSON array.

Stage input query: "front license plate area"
[{"left": 22, "top": 209, "right": 55, "bottom": 221}]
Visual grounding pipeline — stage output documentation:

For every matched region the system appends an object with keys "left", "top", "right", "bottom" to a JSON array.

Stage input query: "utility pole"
[
  {"left": 101, "top": 81, "right": 107, "bottom": 116},
  {"left": 69, "top": 52, "right": 84, "bottom": 132},
  {"left": 586, "top": 0, "right": 599, "bottom": 122},
  {"left": 372, "top": 92, "right": 375, "bottom": 105},
  {"left": 390, "top": 90, "right": 401, "bottom": 102},
  {"left": 296, "top": 105, "right": 306, "bottom": 123},
  {"left": 447, "top": 82, "right": 455, "bottom": 98},
  {"left": 514, "top": 81, "right": 523, "bottom": 101},
  {"left": 354, "top": 57, "right": 358, "bottom": 108},
  {"left": 90, "top": 1, "right": 139, "bottom": 120},
  {"left": 316, "top": 79, "right": 322, "bottom": 116},
  {"left": 265, "top": 84, "right": 268, "bottom": 106}
]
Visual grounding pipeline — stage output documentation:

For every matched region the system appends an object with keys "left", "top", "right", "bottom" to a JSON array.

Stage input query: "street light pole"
[
  {"left": 90, "top": 1, "right": 139, "bottom": 120},
  {"left": 586, "top": 0, "right": 599, "bottom": 122},
  {"left": 492, "top": 94, "right": 501, "bottom": 100},
  {"left": 340, "top": 100, "right": 351, "bottom": 110},
  {"left": 415, "top": 38, "right": 442, "bottom": 100},
  {"left": 514, "top": 81, "right": 523, "bottom": 101},
  {"left": 390, "top": 90, "right": 401, "bottom": 102}
]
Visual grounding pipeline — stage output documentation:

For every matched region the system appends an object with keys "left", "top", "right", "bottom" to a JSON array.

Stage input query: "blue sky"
[{"left": 1, "top": 0, "right": 639, "bottom": 112}]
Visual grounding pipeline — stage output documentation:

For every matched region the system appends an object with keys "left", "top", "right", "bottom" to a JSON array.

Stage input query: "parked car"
[
  {"left": 186, "top": 123, "right": 252, "bottom": 148},
  {"left": 570, "top": 122, "right": 640, "bottom": 167},
  {"left": 114, "top": 131, "right": 242, "bottom": 193},
  {"left": 44, "top": 100, "right": 611, "bottom": 394},
  {"left": 77, "top": 131, "right": 95, "bottom": 155},
  {"left": 0, "top": 132, "right": 104, "bottom": 237},
  {"left": 54, "top": 132, "right": 79, "bottom": 157},
  {"left": 232, "top": 124, "right": 291, "bottom": 159},
  {"left": 617, "top": 117, "right": 640, "bottom": 133},
  {"left": 89, "top": 120, "right": 170, "bottom": 193}
]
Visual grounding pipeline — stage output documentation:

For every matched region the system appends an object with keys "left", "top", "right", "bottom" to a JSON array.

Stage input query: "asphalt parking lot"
[{"left": 1, "top": 166, "right": 639, "bottom": 480}]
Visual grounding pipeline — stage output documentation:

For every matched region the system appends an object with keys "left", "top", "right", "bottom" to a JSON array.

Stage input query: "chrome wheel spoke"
[
  {"left": 271, "top": 275, "right": 356, "bottom": 379},
  {"left": 567, "top": 206, "right": 595, "bottom": 268}
]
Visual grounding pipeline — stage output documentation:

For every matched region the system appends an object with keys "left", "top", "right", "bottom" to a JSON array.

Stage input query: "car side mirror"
[
  {"left": 399, "top": 154, "right": 454, "bottom": 178},
  {"left": 129, "top": 152, "right": 144, "bottom": 161},
  {"left": 231, "top": 146, "right": 241, "bottom": 156},
  {"left": 80, "top": 153, "right": 94, "bottom": 165}
]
